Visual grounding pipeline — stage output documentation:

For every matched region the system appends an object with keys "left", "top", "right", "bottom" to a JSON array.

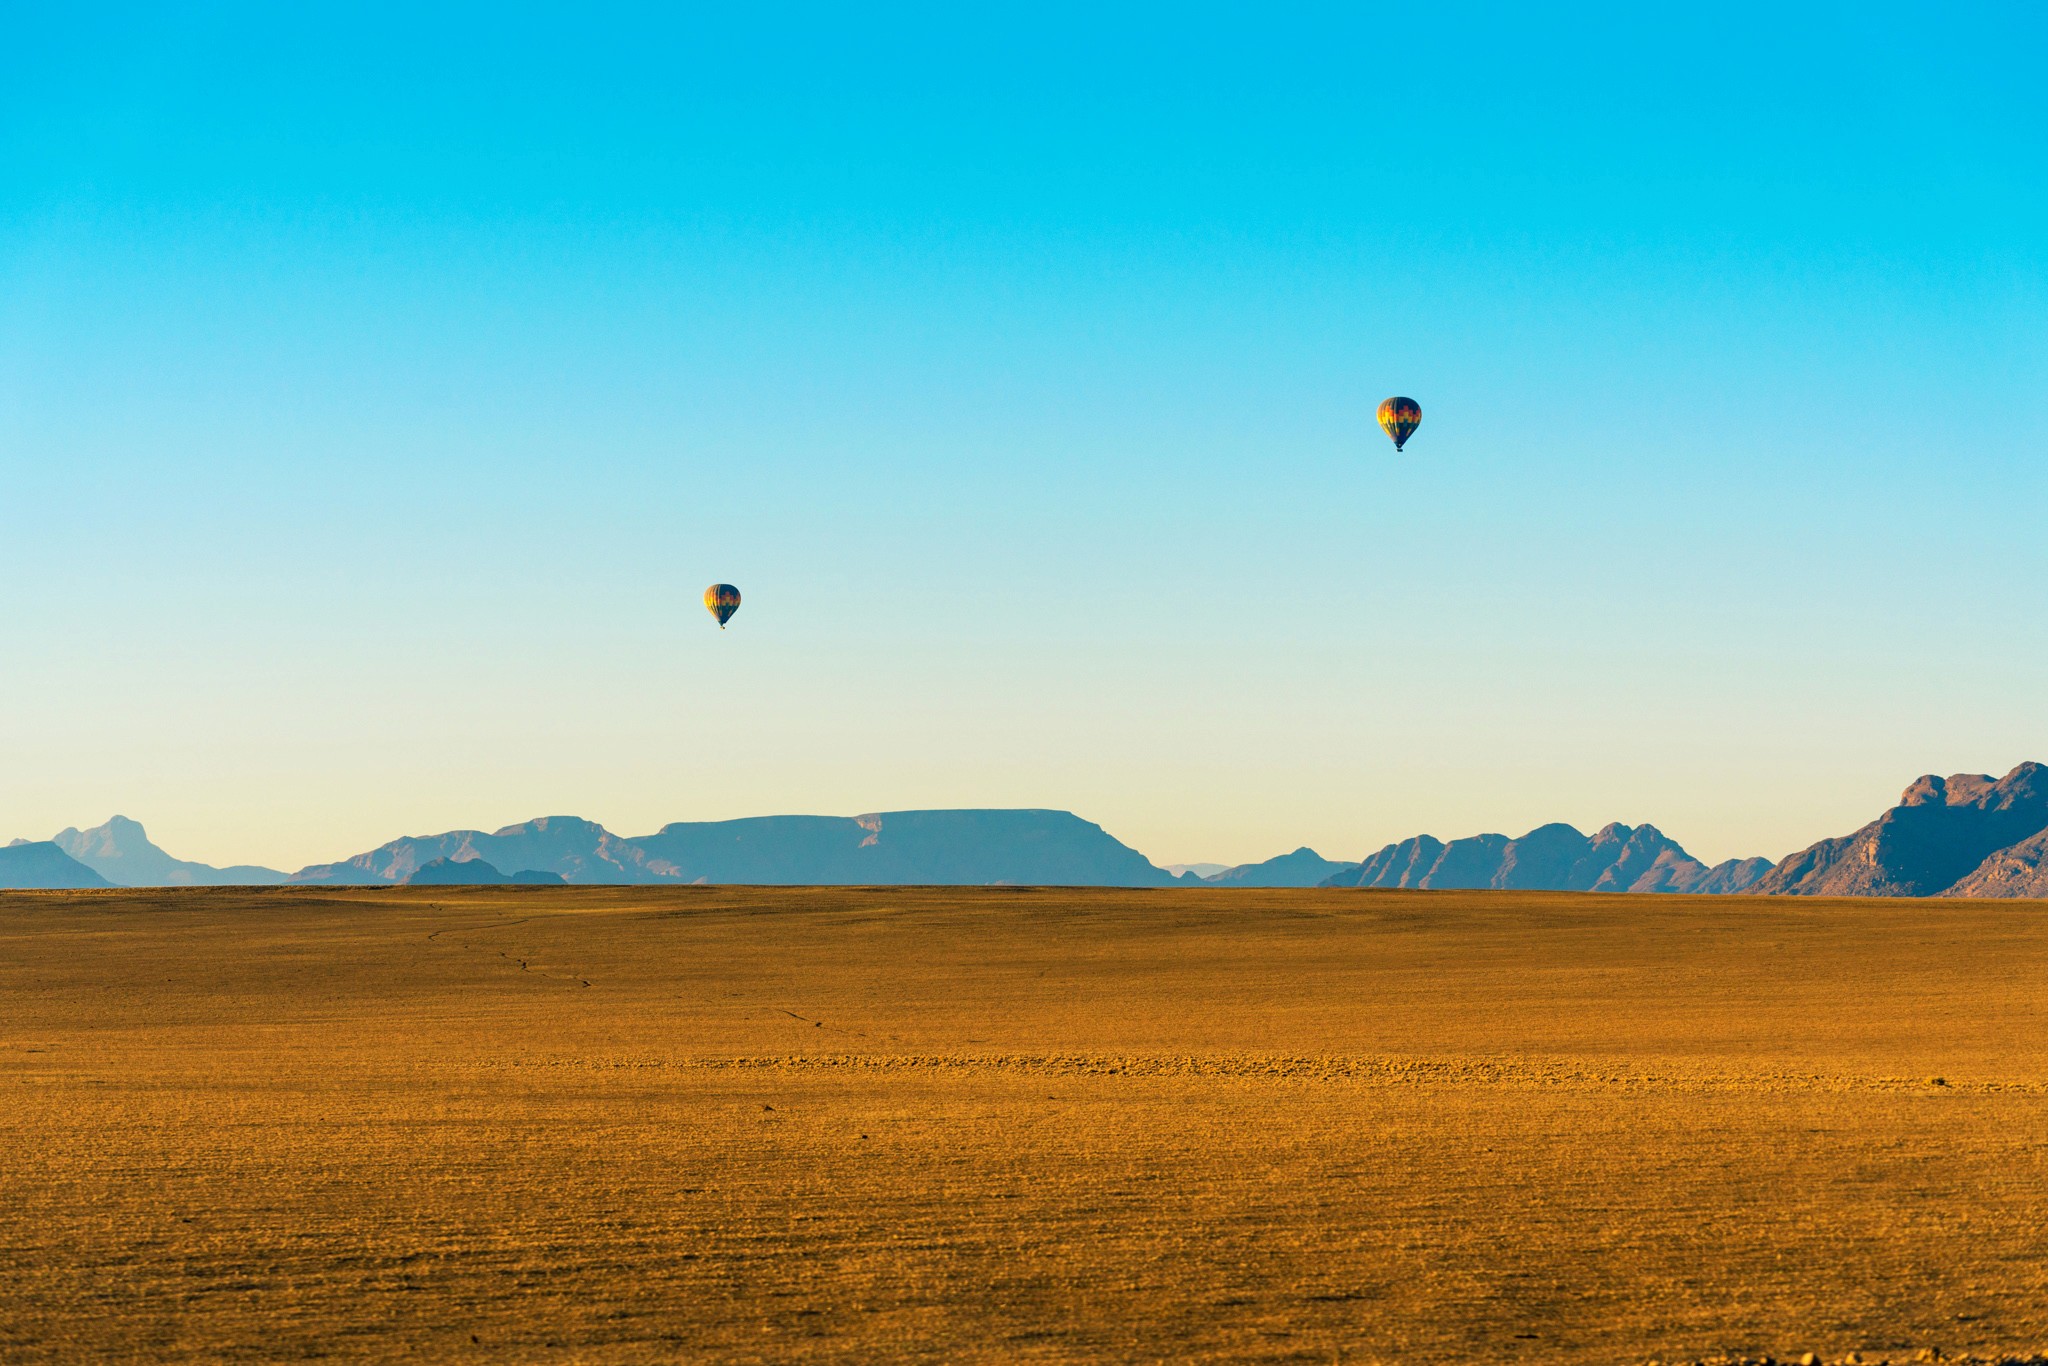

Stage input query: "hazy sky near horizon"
[{"left": 4, "top": 3, "right": 2045, "bottom": 872}]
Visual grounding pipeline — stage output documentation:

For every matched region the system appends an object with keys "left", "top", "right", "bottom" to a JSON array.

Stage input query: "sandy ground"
[{"left": 3, "top": 886, "right": 2048, "bottom": 1364}]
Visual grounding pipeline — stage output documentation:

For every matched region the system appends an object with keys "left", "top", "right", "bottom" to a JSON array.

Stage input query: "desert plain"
[{"left": 3, "top": 886, "right": 2047, "bottom": 1364}]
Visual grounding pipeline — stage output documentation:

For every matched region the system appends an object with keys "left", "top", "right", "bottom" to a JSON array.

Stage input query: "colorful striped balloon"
[
  {"left": 703, "top": 583, "right": 741, "bottom": 629},
  {"left": 1377, "top": 396, "right": 1422, "bottom": 451}
]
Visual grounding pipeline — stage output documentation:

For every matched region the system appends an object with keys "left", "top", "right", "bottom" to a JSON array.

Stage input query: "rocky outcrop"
[
  {"left": 1943, "top": 827, "right": 2048, "bottom": 898},
  {"left": 1320, "top": 822, "right": 1768, "bottom": 894},
  {"left": 1748, "top": 763, "right": 2048, "bottom": 897}
]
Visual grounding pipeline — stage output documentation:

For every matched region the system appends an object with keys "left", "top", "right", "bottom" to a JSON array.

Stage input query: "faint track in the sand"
[
  {"left": 465, "top": 1051, "right": 2048, "bottom": 1093},
  {"left": 423, "top": 913, "right": 592, "bottom": 988}
]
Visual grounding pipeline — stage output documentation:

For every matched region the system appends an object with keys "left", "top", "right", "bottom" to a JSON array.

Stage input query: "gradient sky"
[{"left": 4, "top": 3, "right": 2045, "bottom": 873}]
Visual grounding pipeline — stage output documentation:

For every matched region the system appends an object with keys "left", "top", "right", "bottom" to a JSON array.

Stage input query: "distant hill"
[
  {"left": 0, "top": 841, "right": 115, "bottom": 889},
  {"left": 1319, "top": 822, "right": 1769, "bottom": 894},
  {"left": 293, "top": 809, "right": 1175, "bottom": 887},
  {"left": 292, "top": 815, "right": 665, "bottom": 885},
  {"left": 53, "top": 816, "right": 286, "bottom": 887},
  {"left": 399, "top": 858, "right": 567, "bottom": 886},
  {"left": 1201, "top": 848, "right": 1359, "bottom": 888},
  {"left": 405, "top": 856, "right": 509, "bottom": 885},
  {"left": 1750, "top": 762, "right": 2048, "bottom": 897}
]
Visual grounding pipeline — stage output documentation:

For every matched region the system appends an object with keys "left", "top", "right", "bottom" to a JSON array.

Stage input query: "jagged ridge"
[
  {"left": 1319, "top": 822, "right": 1770, "bottom": 894},
  {"left": 1751, "top": 762, "right": 2048, "bottom": 898}
]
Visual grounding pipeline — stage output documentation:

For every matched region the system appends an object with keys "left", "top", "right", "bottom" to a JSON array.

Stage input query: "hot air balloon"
[
  {"left": 1377, "top": 396, "right": 1421, "bottom": 452},
  {"left": 704, "top": 583, "right": 741, "bottom": 629}
]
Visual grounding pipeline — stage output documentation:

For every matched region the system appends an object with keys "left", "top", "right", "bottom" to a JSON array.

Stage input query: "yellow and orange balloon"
[
  {"left": 1377, "top": 396, "right": 1421, "bottom": 452},
  {"left": 703, "top": 583, "right": 741, "bottom": 629}
]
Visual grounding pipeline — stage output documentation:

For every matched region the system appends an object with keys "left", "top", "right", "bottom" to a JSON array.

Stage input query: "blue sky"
[{"left": 3, "top": 3, "right": 2045, "bottom": 871}]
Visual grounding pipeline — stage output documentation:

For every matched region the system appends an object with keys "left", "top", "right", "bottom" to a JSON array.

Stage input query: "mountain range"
[
  {"left": 289, "top": 810, "right": 1178, "bottom": 887},
  {"left": 53, "top": 815, "right": 286, "bottom": 886},
  {"left": 1318, "top": 821, "right": 1773, "bottom": 893},
  {"left": 9, "top": 763, "right": 2048, "bottom": 896}
]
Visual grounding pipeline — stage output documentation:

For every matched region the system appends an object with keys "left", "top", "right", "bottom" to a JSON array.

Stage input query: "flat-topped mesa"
[
  {"left": 630, "top": 810, "right": 1172, "bottom": 886},
  {"left": 291, "top": 809, "right": 1175, "bottom": 887}
]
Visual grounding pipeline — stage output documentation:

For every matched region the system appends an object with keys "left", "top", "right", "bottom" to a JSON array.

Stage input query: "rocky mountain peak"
[
  {"left": 51, "top": 817, "right": 285, "bottom": 887},
  {"left": 1750, "top": 761, "right": 2048, "bottom": 897},
  {"left": 1899, "top": 762, "right": 2046, "bottom": 811}
]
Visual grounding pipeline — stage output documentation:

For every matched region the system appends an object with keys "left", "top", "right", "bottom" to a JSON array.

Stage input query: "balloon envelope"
[
  {"left": 1377, "top": 396, "right": 1421, "bottom": 451},
  {"left": 704, "top": 583, "right": 741, "bottom": 628}
]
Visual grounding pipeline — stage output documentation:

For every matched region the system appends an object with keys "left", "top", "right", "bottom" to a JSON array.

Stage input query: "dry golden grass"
[{"left": 4, "top": 885, "right": 2048, "bottom": 1363}]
